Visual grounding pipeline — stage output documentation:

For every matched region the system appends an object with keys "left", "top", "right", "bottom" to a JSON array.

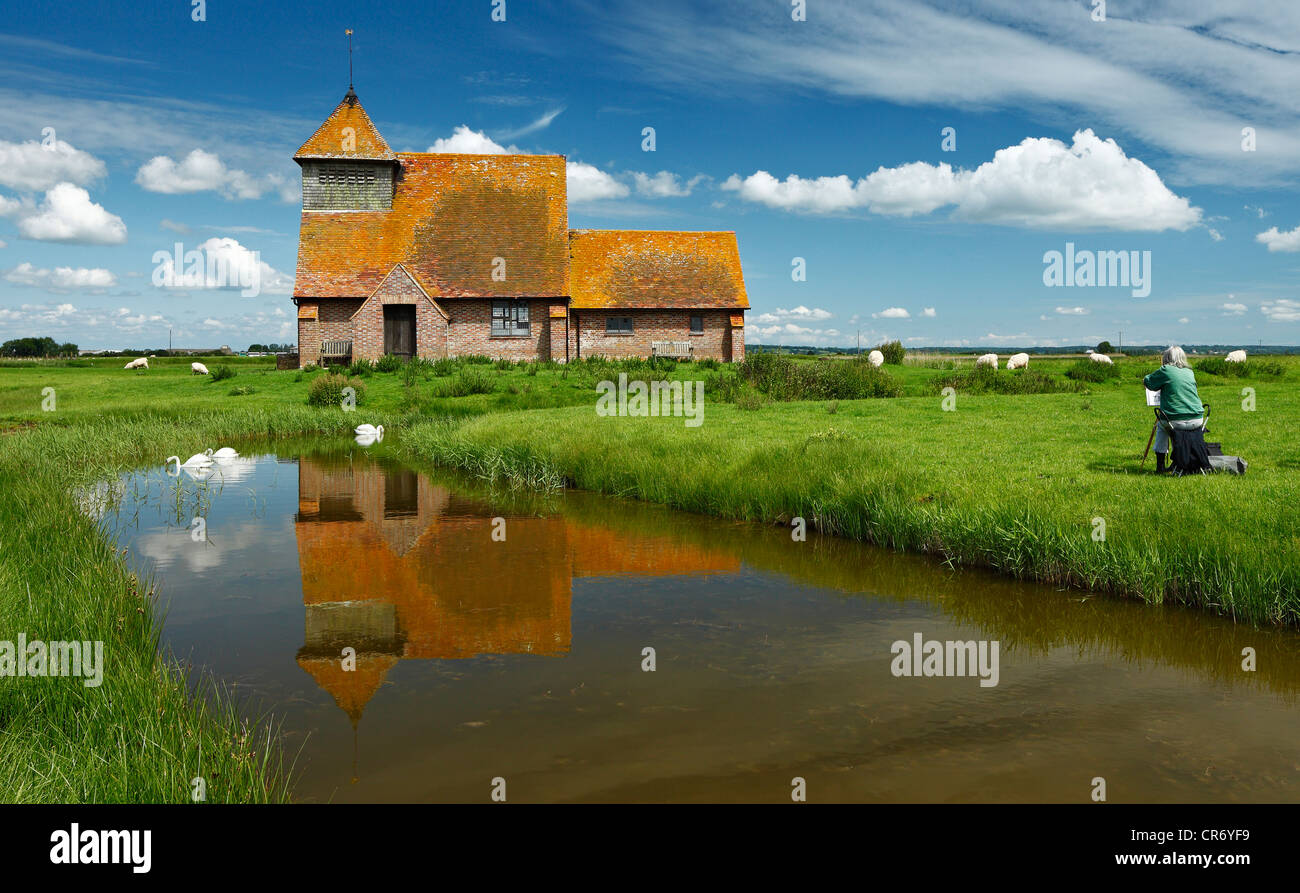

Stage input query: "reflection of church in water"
[{"left": 293, "top": 456, "right": 738, "bottom": 731}]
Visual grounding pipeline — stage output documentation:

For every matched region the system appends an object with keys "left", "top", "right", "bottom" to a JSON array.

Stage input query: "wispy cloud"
[
  {"left": 494, "top": 107, "right": 566, "bottom": 141},
  {"left": 589, "top": 0, "right": 1300, "bottom": 186}
]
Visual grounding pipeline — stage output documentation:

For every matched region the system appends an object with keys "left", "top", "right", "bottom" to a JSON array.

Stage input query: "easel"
[
  {"left": 1140, "top": 408, "right": 1160, "bottom": 468},
  {"left": 1139, "top": 388, "right": 1162, "bottom": 468}
]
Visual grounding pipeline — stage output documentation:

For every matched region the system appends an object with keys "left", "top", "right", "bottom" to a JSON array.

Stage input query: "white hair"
[{"left": 1162, "top": 346, "right": 1188, "bottom": 368}]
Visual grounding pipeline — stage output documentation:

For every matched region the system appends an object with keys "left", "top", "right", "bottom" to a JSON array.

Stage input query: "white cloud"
[
  {"left": 922, "top": 307, "right": 936, "bottom": 317},
  {"left": 1208, "top": 228, "right": 1223, "bottom": 242},
  {"left": 0, "top": 138, "right": 106, "bottom": 192},
  {"left": 754, "top": 305, "right": 833, "bottom": 325},
  {"left": 632, "top": 171, "right": 704, "bottom": 197},
  {"left": 872, "top": 307, "right": 910, "bottom": 319},
  {"left": 160, "top": 218, "right": 190, "bottom": 234},
  {"left": 1261, "top": 299, "right": 1300, "bottom": 322},
  {"left": 1221, "top": 302, "right": 1247, "bottom": 314},
  {"left": 1256, "top": 225, "right": 1300, "bottom": 253},
  {"left": 135, "top": 149, "right": 277, "bottom": 200},
  {"left": 11, "top": 183, "right": 126, "bottom": 244},
  {"left": 567, "top": 161, "right": 630, "bottom": 202},
  {"left": 494, "top": 107, "right": 565, "bottom": 141},
  {"left": 722, "top": 130, "right": 1200, "bottom": 231},
  {"left": 1055, "top": 306, "right": 1089, "bottom": 315},
  {"left": 5, "top": 262, "right": 117, "bottom": 289},
  {"left": 152, "top": 236, "right": 293, "bottom": 295},
  {"left": 0, "top": 301, "right": 80, "bottom": 327},
  {"left": 748, "top": 322, "right": 846, "bottom": 345},
  {"left": 1179, "top": 317, "right": 1190, "bottom": 324},
  {"left": 427, "top": 125, "right": 517, "bottom": 154}
]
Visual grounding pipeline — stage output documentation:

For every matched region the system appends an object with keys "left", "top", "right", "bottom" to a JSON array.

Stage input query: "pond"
[{"left": 91, "top": 446, "right": 1300, "bottom": 803}]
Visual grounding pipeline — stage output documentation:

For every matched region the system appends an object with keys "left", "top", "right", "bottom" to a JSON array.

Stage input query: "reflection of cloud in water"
[
  {"left": 133, "top": 520, "right": 296, "bottom": 575},
  {"left": 74, "top": 477, "right": 127, "bottom": 520},
  {"left": 209, "top": 456, "right": 258, "bottom": 484}
]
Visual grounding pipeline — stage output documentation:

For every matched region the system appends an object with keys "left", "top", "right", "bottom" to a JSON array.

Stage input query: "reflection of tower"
[
  {"left": 292, "top": 455, "right": 576, "bottom": 747},
  {"left": 291, "top": 454, "right": 743, "bottom": 752}
]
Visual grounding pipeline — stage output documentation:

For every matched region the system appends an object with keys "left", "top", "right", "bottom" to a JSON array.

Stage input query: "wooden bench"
[
  {"left": 319, "top": 339, "right": 352, "bottom": 365},
  {"left": 651, "top": 341, "right": 693, "bottom": 359}
]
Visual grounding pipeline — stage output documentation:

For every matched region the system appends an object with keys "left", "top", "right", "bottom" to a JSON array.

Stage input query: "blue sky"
[{"left": 1, "top": 0, "right": 1298, "bottom": 350}]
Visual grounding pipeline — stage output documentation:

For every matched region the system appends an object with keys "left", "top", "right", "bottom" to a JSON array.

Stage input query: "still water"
[{"left": 92, "top": 446, "right": 1300, "bottom": 803}]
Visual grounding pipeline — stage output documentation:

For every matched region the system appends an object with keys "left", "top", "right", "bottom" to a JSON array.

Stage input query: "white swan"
[
  {"left": 165, "top": 453, "right": 214, "bottom": 477},
  {"left": 354, "top": 424, "right": 384, "bottom": 437}
]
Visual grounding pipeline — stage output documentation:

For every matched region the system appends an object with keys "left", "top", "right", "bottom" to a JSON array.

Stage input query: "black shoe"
[{"left": 1155, "top": 453, "right": 1168, "bottom": 473}]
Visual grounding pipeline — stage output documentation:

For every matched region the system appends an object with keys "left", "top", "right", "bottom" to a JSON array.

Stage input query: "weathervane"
[{"left": 346, "top": 28, "right": 354, "bottom": 90}]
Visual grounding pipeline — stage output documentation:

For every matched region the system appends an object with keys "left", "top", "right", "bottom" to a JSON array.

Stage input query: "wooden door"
[{"left": 383, "top": 305, "right": 416, "bottom": 357}]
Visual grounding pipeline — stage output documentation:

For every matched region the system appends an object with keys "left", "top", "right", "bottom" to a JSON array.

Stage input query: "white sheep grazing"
[
  {"left": 1225, "top": 349, "right": 1247, "bottom": 363},
  {"left": 124, "top": 357, "right": 148, "bottom": 370},
  {"left": 975, "top": 353, "right": 999, "bottom": 369},
  {"left": 867, "top": 349, "right": 885, "bottom": 367},
  {"left": 1089, "top": 352, "right": 1114, "bottom": 365},
  {"left": 1006, "top": 352, "right": 1029, "bottom": 370},
  {"left": 191, "top": 361, "right": 210, "bottom": 375}
]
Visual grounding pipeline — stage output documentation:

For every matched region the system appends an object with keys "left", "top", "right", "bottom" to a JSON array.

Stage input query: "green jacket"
[{"left": 1144, "top": 364, "right": 1204, "bottom": 420}]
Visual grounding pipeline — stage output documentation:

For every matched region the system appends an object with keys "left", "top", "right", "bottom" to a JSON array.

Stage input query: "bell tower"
[{"left": 294, "top": 87, "right": 399, "bottom": 211}]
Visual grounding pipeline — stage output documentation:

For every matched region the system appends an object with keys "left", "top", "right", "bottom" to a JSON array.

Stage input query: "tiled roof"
[
  {"left": 294, "top": 89, "right": 396, "bottom": 161},
  {"left": 295, "top": 153, "right": 570, "bottom": 299},
  {"left": 567, "top": 230, "right": 748, "bottom": 310}
]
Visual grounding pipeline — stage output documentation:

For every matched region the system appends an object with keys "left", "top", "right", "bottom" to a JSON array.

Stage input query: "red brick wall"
[
  {"left": 568, "top": 309, "right": 739, "bottom": 361},
  {"left": 730, "top": 324, "right": 745, "bottom": 362},
  {"left": 445, "top": 299, "right": 554, "bottom": 360},
  {"left": 298, "top": 299, "right": 363, "bottom": 367},
  {"left": 350, "top": 268, "right": 448, "bottom": 361},
  {"left": 298, "top": 299, "right": 744, "bottom": 364},
  {"left": 547, "top": 303, "right": 568, "bottom": 362}
]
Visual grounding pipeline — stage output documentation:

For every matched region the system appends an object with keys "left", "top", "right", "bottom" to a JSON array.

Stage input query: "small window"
[
  {"left": 492, "top": 300, "right": 530, "bottom": 337},
  {"left": 606, "top": 316, "right": 633, "bottom": 334},
  {"left": 689, "top": 314, "right": 704, "bottom": 334}
]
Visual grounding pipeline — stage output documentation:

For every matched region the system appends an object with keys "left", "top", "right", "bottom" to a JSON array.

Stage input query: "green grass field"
[{"left": 1, "top": 350, "right": 1296, "bottom": 801}]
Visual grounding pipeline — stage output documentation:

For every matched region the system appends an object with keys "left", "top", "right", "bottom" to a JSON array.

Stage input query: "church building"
[{"left": 292, "top": 89, "right": 748, "bottom": 366}]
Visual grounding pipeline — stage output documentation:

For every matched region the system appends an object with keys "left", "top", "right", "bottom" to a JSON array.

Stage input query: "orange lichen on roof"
[
  {"left": 567, "top": 230, "right": 748, "bottom": 310},
  {"left": 295, "top": 153, "right": 570, "bottom": 299},
  {"left": 294, "top": 90, "right": 396, "bottom": 161},
  {"left": 297, "top": 654, "right": 398, "bottom": 726}
]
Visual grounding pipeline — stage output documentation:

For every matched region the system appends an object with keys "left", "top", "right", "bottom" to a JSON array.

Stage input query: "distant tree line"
[
  {"left": 1, "top": 337, "right": 79, "bottom": 358},
  {"left": 247, "top": 343, "right": 294, "bottom": 352}
]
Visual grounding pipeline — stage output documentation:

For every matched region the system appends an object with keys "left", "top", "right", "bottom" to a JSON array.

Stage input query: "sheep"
[
  {"left": 124, "top": 357, "right": 148, "bottom": 370},
  {"left": 867, "top": 349, "right": 885, "bottom": 368},
  {"left": 1006, "top": 352, "right": 1029, "bottom": 370},
  {"left": 191, "top": 362, "right": 210, "bottom": 375},
  {"left": 1225, "top": 349, "right": 1247, "bottom": 363},
  {"left": 975, "top": 353, "right": 999, "bottom": 369},
  {"left": 1089, "top": 352, "right": 1114, "bottom": 365}
]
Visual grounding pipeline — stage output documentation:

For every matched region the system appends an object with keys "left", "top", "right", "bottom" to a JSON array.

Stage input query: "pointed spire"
[{"left": 294, "top": 89, "right": 396, "bottom": 162}]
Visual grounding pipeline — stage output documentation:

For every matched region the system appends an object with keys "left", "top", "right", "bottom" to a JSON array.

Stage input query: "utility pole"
[
  {"left": 1118, "top": 330, "right": 1122, "bottom": 353},
  {"left": 856, "top": 330, "right": 861, "bottom": 353}
]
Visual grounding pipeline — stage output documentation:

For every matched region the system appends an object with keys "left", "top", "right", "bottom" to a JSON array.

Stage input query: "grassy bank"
[
  {"left": 0, "top": 402, "right": 400, "bottom": 802},
  {"left": 403, "top": 362, "right": 1300, "bottom": 626}
]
